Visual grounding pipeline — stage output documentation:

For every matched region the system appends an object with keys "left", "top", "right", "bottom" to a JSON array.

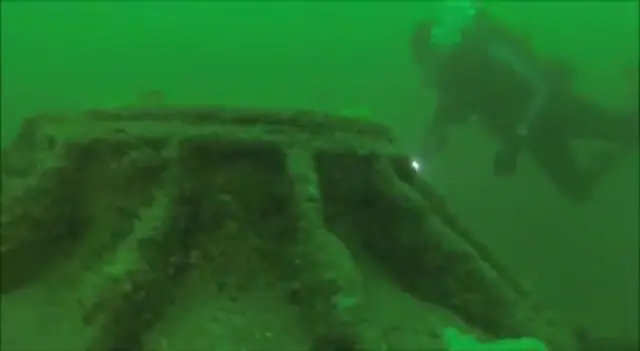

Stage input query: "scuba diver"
[{"left": 412, "top": 1, "right": 638, "bottom": 202}]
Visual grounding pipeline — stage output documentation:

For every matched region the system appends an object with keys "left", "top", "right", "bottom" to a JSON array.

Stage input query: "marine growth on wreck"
[{"left": 0, "top": 105, "right": 580, "bottom": 351}]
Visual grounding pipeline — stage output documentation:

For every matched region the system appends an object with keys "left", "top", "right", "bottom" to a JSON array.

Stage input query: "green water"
[{"left": 1, "top": 0, "right": 638, "bottom": 348}]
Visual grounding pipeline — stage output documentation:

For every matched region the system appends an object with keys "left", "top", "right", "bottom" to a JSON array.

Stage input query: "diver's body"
[{"left": 413, "top": 4, "right": 638, "bottom": 202}]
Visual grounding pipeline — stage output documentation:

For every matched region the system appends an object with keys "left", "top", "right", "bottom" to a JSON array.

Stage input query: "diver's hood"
[{"left": 427, "top": 1, "right": 478, "bottom": 53}]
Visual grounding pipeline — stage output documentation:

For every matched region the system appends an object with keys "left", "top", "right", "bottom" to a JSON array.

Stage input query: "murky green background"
[{"left": 1, "top": 0, "right": 638, "bottom": 343}]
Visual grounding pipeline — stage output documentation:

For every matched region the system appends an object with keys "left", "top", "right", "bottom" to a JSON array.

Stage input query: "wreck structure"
[{"left": 0, "top": 106, "right": 578, "bottom": 350}]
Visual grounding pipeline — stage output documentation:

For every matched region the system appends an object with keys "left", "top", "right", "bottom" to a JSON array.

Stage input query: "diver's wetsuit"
[{"left": 413, "top": 10, "right": 638, "bottom": 202}]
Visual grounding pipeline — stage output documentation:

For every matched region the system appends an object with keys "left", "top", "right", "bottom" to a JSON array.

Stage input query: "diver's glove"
[{"left": 493, "top": 128, "right": 527, "bottom": 177}]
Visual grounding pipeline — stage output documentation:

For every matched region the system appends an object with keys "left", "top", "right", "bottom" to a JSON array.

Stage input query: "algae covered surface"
[{"left": 1, "top": 2, "right": 638, "bottom": 350}]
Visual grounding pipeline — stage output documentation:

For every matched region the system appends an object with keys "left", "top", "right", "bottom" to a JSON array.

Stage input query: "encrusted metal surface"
[{"left": 1, "top": 106, "right": 578, "bottom": 351}]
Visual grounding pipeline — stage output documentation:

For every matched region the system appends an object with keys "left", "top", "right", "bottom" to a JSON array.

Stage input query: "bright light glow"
[{"left": 411, "top": 159, "right": 421, "bottom": 172}]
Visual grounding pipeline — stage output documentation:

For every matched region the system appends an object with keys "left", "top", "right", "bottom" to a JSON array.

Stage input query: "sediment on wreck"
[
  {"left": 1, "top": 150, "right": 86, "bottom": 293},
  {"left": 80, "top": 186, "right": 176, "bottom": 351},
  {"left": 314, "top": 150, "right": 578, "bottom": 350},
  {"left": 1, "top": 118, "right": 171, "bottom": 294},
  {"left": 0, "top": 106, "right": 579, "bottom": 351},
  {"left": 285, "top": 147, "right": 365, "bottom": 350}
]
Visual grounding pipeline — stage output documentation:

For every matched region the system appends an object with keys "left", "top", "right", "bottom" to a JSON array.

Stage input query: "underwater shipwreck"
[{"left": 1, "top": 104, "right": 586, "bottom": 351}]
